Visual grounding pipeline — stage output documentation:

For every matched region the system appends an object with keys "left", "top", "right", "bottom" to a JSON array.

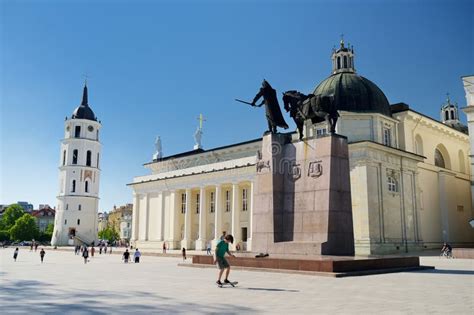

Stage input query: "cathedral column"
[
  {"left": 144, "top": 193, "right": 150, "bottom": 241},
  {"left": 167, "top": 190, "right": 179, "bottom": 249},
  {"left": 247, "top": 181, "right": 254, "bottom": 251},
  {"left": 131, "top": 193, "right": 140, "bottom": 244},
  {"left": 158, "top": 192, "right": 165, "bottom": 241},
  {"left": 231, "top": 183, "right": 240, "bottom": 250},
  {"left": 195, "top": 186, "right": 207, "bottom": 250},
  {"left": 181, "top": 188, "right": 192, "bottom": 249},
  {"left": 213, "top": 185, "right": 222, "bottom": 246}
]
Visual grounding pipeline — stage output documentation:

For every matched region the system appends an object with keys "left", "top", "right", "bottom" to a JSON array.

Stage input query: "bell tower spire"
[
  {"left": 331, "top": 36, "right": 355, "bottom": 74},
  {"left": 81, "top": 82, "right": 89, "bottom": 106}
]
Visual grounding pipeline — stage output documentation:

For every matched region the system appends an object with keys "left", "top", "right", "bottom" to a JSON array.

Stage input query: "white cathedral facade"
[
  {"left": 129, "top": 41, "right": 474, "bottom": 255},
  {"left": 52, "top": 84, "right": 102, "bottom": 246}
]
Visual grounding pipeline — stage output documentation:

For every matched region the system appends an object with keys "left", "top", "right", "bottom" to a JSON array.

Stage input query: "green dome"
[{"left": 313, "top": 72, "right": 392, "bottom": 117}]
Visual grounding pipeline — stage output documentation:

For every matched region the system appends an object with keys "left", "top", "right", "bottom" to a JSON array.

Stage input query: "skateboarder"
[{"left": 214, "top": 234, "right": 236, "bottom": 287}]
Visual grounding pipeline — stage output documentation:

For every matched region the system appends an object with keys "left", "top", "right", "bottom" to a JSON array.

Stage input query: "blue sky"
[{"left": 1, "top": 0, "right": 473, "bottom": 213}]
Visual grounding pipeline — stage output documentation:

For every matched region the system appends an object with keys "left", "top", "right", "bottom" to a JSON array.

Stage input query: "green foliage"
[
  {"left": 98, "top": 226, "right": 119, "bottom": 242},
  {"left": 1, "top": 204, "right": 25, "bottom": 230},
  {"left": 45, "top": 223, "right": 54, "bottom": 234},
  {"left": 9, "top": 214, "right": 39, "bottom": 241},
  {"left": 0, "top": 230, "right": 10, "bottom": 242},
  {"left": 38, "top": 223, "right": 54, "bottom": 242}
]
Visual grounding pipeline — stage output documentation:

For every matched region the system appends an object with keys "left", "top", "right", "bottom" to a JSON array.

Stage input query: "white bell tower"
[{"left": 51, "top": 83, "right": 102, "bottom": 246}]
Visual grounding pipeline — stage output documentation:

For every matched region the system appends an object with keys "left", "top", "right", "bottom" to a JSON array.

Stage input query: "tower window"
[
  {"left": 64, "top": 219, "right": 67, "bottom": 225},
  {"left": 210, "top": 191, "right": 215, "bottom": 213},
  {"left": 337, "top": 56, "right": 341, "bottom": 69},
  {"left": 383, "top": 128, "right": 392, "bottom": 146},
  {"left": 66, "top": 204, "right": 69, "bottom": 210},
  {"left": 72, "top": 150, "right": 78, "bottom": 164},
  {"left": 450, "top": 110, "right": 455, "bottom": 120},
  {"left": 78, "top": 204, "right": 82, "bottom": 211},
  {"left": 86, "top": 150, "right": 92, "bottom": 166},
  {"left": 75, "top": 126, "right": 81, "bottom": 138},
  {"left": 387, "top": 176, "right": 398, "bottom": 192},
  {"left": 72, "top": 180, "right": 76, "bottom": 192},
  {"left": 196, "top": 193, "right": 200, "bottom": 214},
  {"left": 181, "top": 193, "right": 186, "bottom": 214},
  {"left": 445, "top": 111, "right": 449, "bottom": 121},
  {"left": 77, "top": 219, "right": 80, "bottom": 225},
  {"left": 62, "top": 150, "right": 66, "bottom": 166},
  {"left": 97, "top": 153, "right": 100, "bottom": 168},
  {"left": 242, "top": 188, "right": 248, "bottom": 211},
  {"left": 225, "top": 190, "right": 231, "bottom": 212},
  {"left": 97, "top": 130, "right": 99, "bottom": 140},
  {"left": 85, "top": 181, "right": 89, "bottom": 193},
  {"left": 343, "top": 56, "right": 348, "bottom": 68}
]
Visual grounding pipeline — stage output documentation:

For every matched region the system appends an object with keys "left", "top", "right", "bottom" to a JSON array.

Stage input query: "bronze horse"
[{"left": 283, "top": 91, "right": 339, "bottom": 139}]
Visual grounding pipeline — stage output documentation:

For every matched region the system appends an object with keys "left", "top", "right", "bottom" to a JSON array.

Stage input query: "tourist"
[
  {"left": 91, "top": 246, "right": 95, "bottom": 257},
  {"left": 441, "top": 242, "right": 453, "bottom": 258},
  {"left": 30, "top": 242, "right": 33, "bottom": 251},
  {"left": 214, "top": 234, "right": 235, "bottom": 286},
  {"left": 134, "top": 248, "right": 141, "bottom": 263},
  {"left": 109, "top": 245, "right": 112, "bottom": 254},
  {"left": 182, "top": 247, "right": 186, "bottom": 261},
  {"left": 34, "top": 242, "right": 39, "bottom": 252},
  {"left": 99, "top": 244, "right": 103, "bottom": 254},
  {"left": 104, "top": 244, "right": 108, "bottom": 254},
  {"left": 220, "top": 231, "right": 226, "bottom": 241},
  {"left": 13, "top": 247, "right": 19, "bottom": 262},
  {"left": 74, "top": 245, "right": 79, "bottom": 255},
  {"left": 162, "top": 242, "right": 167, "bottom": 254},
  {"left": 82, "top": 247, "right": 89, "bottom": 264},
  {"left": 206, "top": 242, "right": 212, "bottom": 255},
  {"left": 40, "top": 248, "right": 45, "bottom": 263},
  {"left": 122, "top": 249, "right": 130, "bottom": 263}
]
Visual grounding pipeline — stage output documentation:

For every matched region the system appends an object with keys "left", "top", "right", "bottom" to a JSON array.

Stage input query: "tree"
[
  {"left": 98, "top": 226, "right": 119, "bottom": 243},
  {"left": 38, "top": 223, "right": 55, "bottom": 242},
  {"left": 0, "top": 230, "right": 9, "bottom": 242},
  {"left": 10, "top": 214, "right": 39, "bottom": 241},
  {"left": 1, "top": 204, "right": 25, "bottom": 230}
]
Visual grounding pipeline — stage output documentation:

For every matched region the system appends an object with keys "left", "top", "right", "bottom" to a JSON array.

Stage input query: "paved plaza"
[{"left": 0, "top": 248, "right": 473, "bottom": 314}]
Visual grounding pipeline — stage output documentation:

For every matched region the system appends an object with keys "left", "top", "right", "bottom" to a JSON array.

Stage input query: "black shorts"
[{"left": 216, "top": 256, "right": 230, "bottom": 269}]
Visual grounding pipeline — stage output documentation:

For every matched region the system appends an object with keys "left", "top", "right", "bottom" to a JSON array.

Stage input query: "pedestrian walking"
[
  {"left": 35, "top": 242, "right": 39, "bottom": 252},
  {"left": 91, "top": 246, "right": 95, "bottom": 257},
  {"left": 206, "top": 242, "right": 212, "bottom": 255},
  {"left": 109, "top": 245, "right": 112, "bottom": 254},
  {"left": 122, "top": 249, "right": 130, "bottom": 263},
  {"left": 220, "top": 231, "right": 226, "bottom": 241},
  {"left": 99, "top": 244, "right": 102, "bottom": 255},
  {"left": 82, "top": 247, "right": 89, "bottom": 264},
  {"left": 13, "top": 247, "right": 19, "bottom": 262},
  {"left": 182, "top": 248, "right": 187, "bottom": 261},
  {"left": 104, "top": 244, "right": 108, "bottom": 254},
  {"left": 162, "top": 242, "right": 167, "bottom": 254},
  {"left": 40, "top": 248, "right": 45, "bottom": 263},
  {"left": 134, "top": 248, "right": 141, "bottom": 263}
]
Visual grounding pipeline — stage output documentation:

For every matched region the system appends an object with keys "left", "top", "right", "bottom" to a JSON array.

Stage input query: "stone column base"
[
  {"left": 181, "top": 239, "right": 192, "bottom": 250},
  {"left": 195, "top": 239, "right": 206, "bottom": 250}
]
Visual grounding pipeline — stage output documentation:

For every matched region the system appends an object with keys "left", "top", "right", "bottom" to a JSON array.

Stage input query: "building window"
[
  {"left": 62, "top": 150, "right": 66, "bottom": 166},
  {"left": 457, "top": 205, "right": 464, "bottom": 212},
  {"left": 451, "top": 110, "right": 455, "bottom": 120},
  {"left": 85, "top": 181, "right": 89, "bottom": 193},
  {"left": 210, "top": 192, "right": 215, "bottom": 213},
  {"left": 337, "top": 56, "right": 341, "bottom": 69},
  {"left": 242, "top": 188, "right": 248, "bottom": 211},
  {"left": 78, "top": 204, "right": 82, "bottom": 211},
  {"left": 77, "top": 219, "right": 80, "bottom": 225},
  {"left": 196, "top": 193, "right": 200, "bottom": 214},
  {"left": 387, "top": 176, "right": 398, "bottom": 192},
  {"left": 97, "top": 153, "right": 100, "bottom": 168},
  {"left": 72, "top": 180, "right": 76, "bottom": 192},
  {"left": 75, "top": 126, "right": 81, "bottom": 138},
  {"left": 181, "top": 193, "right": 186, "bottom": 214},
  {"left": 66, "top": 204, "right": 69, "bottom": 210},
  {"left": 343, "top": 55, "right": 348, "bottom": 68},
  {"left": 86, "top": 150, "right": 92, "bottom": 166},
  {"left": 316, "top": 128, "right": 327, "bottom": 137},
  {"left": 225, "top": 190, "right": 231, "bottom": 212},
  {"left": 383, "top": 128, "right": 391, "bottom": 146},
  {"left": 64, "top": 219, "right": 67, "bottom": 225},
  {"left": 434, "top": 149, "right": 446, "bottom": 168},
  {"left": 97, "top": 130, "right": 99, "bottom": 140},
  {"left": 72, "top": 150, "right": 78, "bottom": 164}
]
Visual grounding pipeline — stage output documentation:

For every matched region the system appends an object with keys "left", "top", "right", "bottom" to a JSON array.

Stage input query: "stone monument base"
[{"left": 191, "top": 254, "right": 433, "bottom": 277}]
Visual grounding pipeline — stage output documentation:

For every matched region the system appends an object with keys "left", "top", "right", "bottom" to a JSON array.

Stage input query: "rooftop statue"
[{"left": 153, "top": 136, "right": 162, "bottom": 160}]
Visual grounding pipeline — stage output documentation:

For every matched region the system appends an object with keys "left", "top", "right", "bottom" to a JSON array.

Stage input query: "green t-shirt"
[{"left": 215, "top": 240, "right": 229, "bottom": 258}]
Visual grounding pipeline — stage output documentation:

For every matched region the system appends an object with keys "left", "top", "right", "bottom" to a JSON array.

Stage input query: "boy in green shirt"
[{"left": 213, "top": 234, "right": 235, "bottom": 286}]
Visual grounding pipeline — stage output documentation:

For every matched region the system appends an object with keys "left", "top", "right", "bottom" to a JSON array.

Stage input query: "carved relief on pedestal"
[
  {"left": 288, "top": 163, "right": 301, "bottom": 181},
  {"left": 256, "top": 150, "right": 270, "bottom": 173},
  {"left": 308, "top": 160, "right": 323, "bottom": 178}
]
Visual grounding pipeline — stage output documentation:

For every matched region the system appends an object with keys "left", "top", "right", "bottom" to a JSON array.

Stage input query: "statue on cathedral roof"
[{"left": 153, "top": 136, "right": 162, "bottom": 161}]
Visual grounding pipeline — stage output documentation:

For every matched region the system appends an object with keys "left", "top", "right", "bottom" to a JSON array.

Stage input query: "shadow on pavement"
[
  {"left": 414, "top": 269, "right": 474, "bottom": 276},
  {"left": 244, "top": 287, "right": 299, "bottom": 292},
  {"left": 0, "top": 278, "right": 257, "bottom": 314}
]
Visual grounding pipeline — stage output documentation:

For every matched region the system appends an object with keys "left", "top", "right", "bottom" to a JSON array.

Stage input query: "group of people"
[
  {"left": 122, "top": 248, "right": 141, "bottom": 263},
  {"left": 12, "top": 247, "right": 46, "bottom": 263}
]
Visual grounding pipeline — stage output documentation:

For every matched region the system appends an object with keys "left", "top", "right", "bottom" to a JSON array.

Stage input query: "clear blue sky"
[{"left": 1, "top": 0, "right": 473, "bottom": 213}]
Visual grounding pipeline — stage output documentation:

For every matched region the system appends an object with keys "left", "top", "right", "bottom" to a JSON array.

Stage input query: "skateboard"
[{"left": 217, "top": 281, "right": 238, "bottom": 288}]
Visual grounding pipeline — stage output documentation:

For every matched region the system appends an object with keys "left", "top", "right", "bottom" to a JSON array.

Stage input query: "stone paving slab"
[{"left": 0, "top": 247, "right": 473, "bottom": 314}]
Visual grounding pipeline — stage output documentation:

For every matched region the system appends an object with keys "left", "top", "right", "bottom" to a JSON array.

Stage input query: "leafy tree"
[
  {"left": 0, "top": 230, "right": 9, "bottom": 242},
  {"left": 9, "top": 214, "right": 39, "bottom": 241},
  {"left": 45, "top": 223, "right": 54, "bottom": 235},
  {"left": 38, "top": 223, "right": 54, "bottom": 242},
  {"left": 1, "top": 204, "right": 25, "bottom": 230},
  {"left": 98, "top": 226, "right": 119, "bottom": 243}
]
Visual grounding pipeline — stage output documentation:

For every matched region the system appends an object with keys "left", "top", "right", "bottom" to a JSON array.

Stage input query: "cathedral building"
[
  {"left": 52, "top": 84, "right": 102, "bottom": 246},
  {"left": 129, "top": 41, "right": 474, "bottom": 254}
]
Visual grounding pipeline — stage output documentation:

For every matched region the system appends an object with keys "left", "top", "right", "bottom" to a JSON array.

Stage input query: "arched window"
[
  {"left": 445, "top": 111, "right": 449, "bottom": 121},
  {"left": 451, "top": 110, "right": 455, "bottom": 120},
  {"left": 458, "top": 150, "right": 466, "bottom": 173},
  {"left": 72, "top": 150, "right": 78, "bottom": 164},
  {"left": 78, "top": 204, "right": 82, "bottom": 211},
  {"left": 75, "top": 126, "right": 81, "bottom": 138},
  {"left": 337, "top": 57, "right": 341, "bottom": 69},
  {"left": 387, "top": 176, "right": 398, "bottom": 192},
  {"left": 86, "top": 150, "right": 92, "bottom": 166},
  {"left": 97, "top": 130, "right": 99, "bottom": 140},
  {"left": 72, "top": 180, "right": 76, "bottom": 192},
  {"left": 435, "top": 149, "right": 446, "bottom": 168},
  {"left": 343, "top": 56, "right": 348, "bottom": 68},
  {"left": 97, "top": 153, "right": 100, "bottom": 168},
  {"left": 62, "top": 150, "right": 66, "bottom": 166},
  {"left": 77, "top": 219, "right": 80, "bottom": 225},
  {"left": 85, "top": 181, "right": 89, "bottom": 193},
  {"left": 351, "top": 57, "right": 354, "bottom": 69},
  {"left": 415, "top": 134, "right": 423, "bottom": 155}
]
